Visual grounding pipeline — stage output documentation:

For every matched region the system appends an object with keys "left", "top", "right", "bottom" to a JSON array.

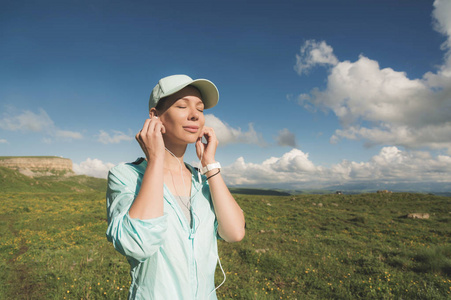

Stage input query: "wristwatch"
[{"left": 201, "top": 162, "right": 221, "bottom": 175}]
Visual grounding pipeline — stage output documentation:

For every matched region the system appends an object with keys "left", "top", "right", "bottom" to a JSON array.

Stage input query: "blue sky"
[{"left": 1, "top": 0, "right": 451, "bottom": 191}]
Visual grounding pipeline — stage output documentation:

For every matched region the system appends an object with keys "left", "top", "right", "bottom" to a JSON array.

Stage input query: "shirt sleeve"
[
  {"left": 201, "top": 177, "right": 223, "bottom": 241},
  {"left": 105, "top": 165, "right": 168, "bottom": 262}
]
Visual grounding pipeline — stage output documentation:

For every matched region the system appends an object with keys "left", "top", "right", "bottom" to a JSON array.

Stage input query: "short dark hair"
[
  {"left": 154, "top": 96, "right": 168, "bottom": 112},
  {"left": 153, "top": 85, "right": 202, "bottom": 114}
]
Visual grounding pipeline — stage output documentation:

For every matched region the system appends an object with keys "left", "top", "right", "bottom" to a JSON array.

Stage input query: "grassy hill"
[
  {"left": 1, "top": 168, "right": 450, "bottom": 299},
  {"left": 0, "top": 166, "right": 107, "bottom": 193}
]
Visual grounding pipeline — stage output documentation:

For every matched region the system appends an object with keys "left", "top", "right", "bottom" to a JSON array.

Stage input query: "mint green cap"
[{"left": 149, "top": 74, "right": 219, "bottom": 110}]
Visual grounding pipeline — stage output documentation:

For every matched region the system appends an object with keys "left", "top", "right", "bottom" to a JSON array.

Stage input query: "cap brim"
[
  {"left": 189, "top": 79, "right": 219, "bottom": 109},
  {"left": 160, "top": 79, "right": 218, "bottom": 109}
]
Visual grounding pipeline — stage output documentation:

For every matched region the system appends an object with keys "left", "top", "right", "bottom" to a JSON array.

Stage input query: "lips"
[{"left": 183, "top": 126, "right": 199, "bottom": 133}]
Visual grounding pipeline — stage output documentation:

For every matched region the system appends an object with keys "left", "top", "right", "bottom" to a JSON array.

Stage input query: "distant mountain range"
[
  {"left": 1, "top": 163, "right": 449, "bottom": 197},
  {"left": 322, "top": 181, "right": 451, "bottom": 196},
  {"left": 229, "top": 181, "right": 451, "bottom": 197}
]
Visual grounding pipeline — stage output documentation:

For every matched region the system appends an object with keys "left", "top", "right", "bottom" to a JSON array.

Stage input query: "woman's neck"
[{"left": 164, "top": 144, "right": 187, "bottom": 172}]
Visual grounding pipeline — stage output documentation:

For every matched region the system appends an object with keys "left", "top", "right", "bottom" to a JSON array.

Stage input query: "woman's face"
[{"left": 153, "top": 86, "right": 205, "bottom": 145}]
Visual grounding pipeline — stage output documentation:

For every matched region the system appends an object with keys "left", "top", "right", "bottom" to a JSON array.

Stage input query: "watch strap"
[{"left": 201, "top": 162, "right": 221, "bottom": 175}]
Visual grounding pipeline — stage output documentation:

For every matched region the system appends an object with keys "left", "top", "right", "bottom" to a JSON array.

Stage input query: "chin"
[
  {"left": 187, "top": 137, "right": 199, "bottom": 144},
  {"left": 177, "top": 134, "right": 199, "bottom": 145}
]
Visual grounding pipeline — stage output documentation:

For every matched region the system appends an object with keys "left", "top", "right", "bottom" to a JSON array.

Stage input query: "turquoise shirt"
[{"left": 106, "top": 158, "right": 219, "bottom": 299}]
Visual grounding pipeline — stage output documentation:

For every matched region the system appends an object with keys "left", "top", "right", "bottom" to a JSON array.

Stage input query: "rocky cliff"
[{"left": 0, "top": 156, "right": 73, "bottom": 174}]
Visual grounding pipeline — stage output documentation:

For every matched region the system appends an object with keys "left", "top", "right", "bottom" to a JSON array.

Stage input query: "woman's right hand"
[
  {"left": 130, "top": 117, "right": 166, "bottom": 220},
  {"left": 135, "top": 117, "right": 166, "bottom": 161}
]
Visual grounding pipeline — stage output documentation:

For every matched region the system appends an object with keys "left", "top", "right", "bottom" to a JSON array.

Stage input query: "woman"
[{"left": 106, "top": 74, "right": 245, "bottom": 299}]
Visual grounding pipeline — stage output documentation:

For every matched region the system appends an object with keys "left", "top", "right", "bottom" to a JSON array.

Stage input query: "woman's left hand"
[{"left": 196, "top": 126, "right": 218, "bottom": 166}]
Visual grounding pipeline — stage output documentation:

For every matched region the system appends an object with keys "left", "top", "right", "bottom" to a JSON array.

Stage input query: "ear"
[{"left": 149, "top": 108, "right": 158, "bottom": 118}]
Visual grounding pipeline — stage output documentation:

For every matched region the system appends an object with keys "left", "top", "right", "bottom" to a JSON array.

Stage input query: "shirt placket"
[{"left": 164, "top": 177, "right": 200, "bottom": 299}]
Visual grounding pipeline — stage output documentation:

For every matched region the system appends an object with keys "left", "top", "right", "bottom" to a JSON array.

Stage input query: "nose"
[{"left": 189, "top": 108, "right": 199, "bottom": 121}]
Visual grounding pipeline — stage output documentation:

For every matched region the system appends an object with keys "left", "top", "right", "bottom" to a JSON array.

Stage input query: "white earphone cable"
[
  {"left": 165, "top": 146, "right": 227, "bottom": 296},
  {"left": 165, "top": 147, "right": 189, "bottom": 198}
]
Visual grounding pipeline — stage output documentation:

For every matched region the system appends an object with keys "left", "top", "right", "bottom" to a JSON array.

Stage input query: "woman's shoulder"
[{"left": 109, "top": 157, "right": 147, "bottom": 178}]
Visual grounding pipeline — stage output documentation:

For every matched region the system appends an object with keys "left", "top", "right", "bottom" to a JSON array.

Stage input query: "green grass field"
[{"left": 1, "top": 167, "right": 450, "bottom": 299}]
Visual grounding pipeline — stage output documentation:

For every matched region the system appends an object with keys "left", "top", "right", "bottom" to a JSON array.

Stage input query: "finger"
[
  {"left": 135, "top": 132, "right": 146, "bottom": 152},
  {"left": 140, "top": 119, "right": 151, "bottom": 137},
  {"left": 153, "top": 122, "right": 163, "bottom": 135},
  {"left": 196, "top": 137, "right": 204, "bottom": 148},
  {"left": 203, "top": 127, "right": 217, "bottom": 144},
  {"left": 195, "top": 138, "right": 204, "bottom": 158},
  {"left": 203, "top": 126, "right": 213, "bottom": 136},
  {"left": 205, "top": 127, "right": 216, "bottom": 138},
  {"left": 143, "top": 118, "right": 162, "bottom": 138},
  {"left": 199, "top": 127, "right": 211, "bottom": 143}
]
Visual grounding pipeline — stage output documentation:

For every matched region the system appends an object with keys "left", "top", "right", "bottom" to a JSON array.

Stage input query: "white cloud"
[
  {"left": 0, "top": 108, "right": 53, "bottom": 132},
  {"left": 205, "top": 114, "right": 265, "bottom": 146},
  {"left": 0, "top": 108, "right": 83, "bottom": 140},
  {"left": 267, "top": 149, "right": 318, "bottom": 173},
  {"left": 433, "top": 0, "right": 451, "bottom": 43},
  {"left": 73, "top": 158, "right": 115, "bottom": 178},
  {"left": 275, "top": 128, "right": 298, "bottom": 148},
  {"left": 97, "top": 130, "right": 134, "bottom": 144},
  {"left": 223, "top": 148, "right": 324, "bottom": 187},
  {"left": 432, "top": 0, "right": 451, "bottom": 76},
  {"left": 294, "top": 40, "right": 338, "bottom": 75},
  {"left": 295, "top": 2, "right": 451, "bottom": 154},
  {"left": 304, "top": 56, "right": 435, "bottom": 127},
  {"left": 56, "top": 130, "right": 83, "bottom": 139},
  {"left": 222, "top": 147, "right": 451, "bottom": 189},
  {"left": 330, "top": 147, "right": 451, "bottom": 183},
  {"left": 331, "top": 123, "right": 451, "bottom": 151},
  {"left": 0, "top": 138, "right": 8, "bottom": 144}
]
